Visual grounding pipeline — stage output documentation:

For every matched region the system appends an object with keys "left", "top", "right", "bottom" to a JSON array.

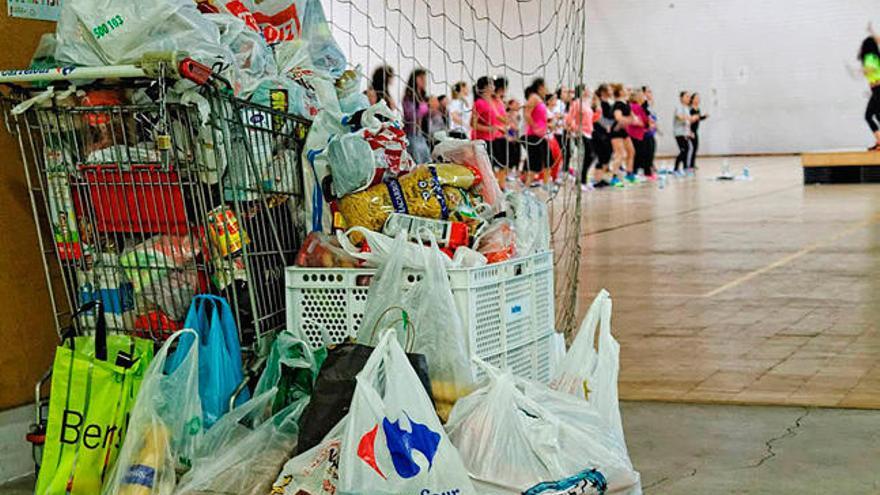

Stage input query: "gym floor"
[
  {"left": 577, "top": 156, "right": 880, "bottom": 409},
  {"left": 3, "top": 156, "right": 878, "bottom": 494}
]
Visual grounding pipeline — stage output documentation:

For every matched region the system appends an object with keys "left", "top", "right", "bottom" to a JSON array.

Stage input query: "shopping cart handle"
[{"left": 179, "top": 58, "right": 213, "bottom": 86}]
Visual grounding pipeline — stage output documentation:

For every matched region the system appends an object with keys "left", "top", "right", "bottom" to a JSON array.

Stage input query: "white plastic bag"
[
  {"left": 357, "top": 232, "right": 474, "bottom": 421},
  {"left": 174, "top": 388, "right": 305, "bottom": 495},
  {"left": 336, "top": 226, "right": 454, "bottom": 269},
  {"left": 340, "top": 330, "right": 477, "bottom": 494},
  {"left": 102, "top": 330, "right": 203, "bottom": 495},
  {"left": 446, "top": 364, "right": 641, "bottom": 495},
  {"left": 270, "top": 332, "right": 477, "bottom": 494},
  {"left": 209, "top": 12, "right": 277, "bottom": 96},
  {"left": 66, "top": 0, "right": 179, "bottom": 64},
  {"left": 506, "top": 190, "right": 551, "bottom": 257},
  {"left": 551, "top": 290, "right": 627, "bottom": 449},
  {"left": 433, "top": 139, "right": 503, "bottom": 209},
  {"left": 303, "top": 110, "right": 347, "bottom": 232},
  {"left": 269, "top": 422, "right": 343, "bottom": 494}
]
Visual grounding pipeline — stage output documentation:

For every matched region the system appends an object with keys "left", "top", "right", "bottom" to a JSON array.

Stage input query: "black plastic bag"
[{"left": 295, "top": 341, "right": 433, "bottom": 454}]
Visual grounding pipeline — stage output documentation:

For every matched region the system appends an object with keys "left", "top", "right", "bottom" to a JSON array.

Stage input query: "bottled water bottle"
[
  {"left": 659, "top": 174, "right": 667, "bottom": 189},
  {"left": 743, "top": 165, "right": 750, "bottom": 179}
]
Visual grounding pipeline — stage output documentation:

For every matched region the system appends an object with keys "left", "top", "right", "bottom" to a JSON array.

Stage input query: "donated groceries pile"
[{"left": 15, "top": 0, "right": 642, "bottom": 494}]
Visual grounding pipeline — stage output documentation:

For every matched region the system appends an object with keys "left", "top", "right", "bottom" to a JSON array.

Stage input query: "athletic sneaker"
[
  {"left": 609, "top": 176, "right": 621, "bottom": 187},
  {"left": 687, "top": 170, "right": 696, "bottom": 177},
  {"left": 594, "top": 179, "right": 610, "bottom": 189},
  {"left": 647, "top": 174, "right": 658, "bottom": 182},
  {"left": 625, "top": 173, "right": 637, "bottom": 184}
]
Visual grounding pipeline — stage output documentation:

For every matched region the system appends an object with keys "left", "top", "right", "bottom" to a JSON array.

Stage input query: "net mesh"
[{"left": 323, "top": 0, "right": 587, "bottom": 339}]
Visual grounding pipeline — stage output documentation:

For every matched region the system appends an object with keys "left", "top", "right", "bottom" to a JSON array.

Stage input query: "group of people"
[{"left": 366, "top": 65, "right": 709, "bottom": 190}]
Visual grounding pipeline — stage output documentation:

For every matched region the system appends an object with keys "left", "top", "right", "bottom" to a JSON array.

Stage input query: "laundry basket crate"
[{"left": 286, "top": 250, "right": 557, "bottom": 381}]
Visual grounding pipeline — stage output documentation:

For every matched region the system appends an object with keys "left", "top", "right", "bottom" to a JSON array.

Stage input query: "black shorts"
[
  {"left": 610, "top": 129, "right": 628, "bottom": 140},
  {"left": 525, "top": 135, "right": 549, "bottom": 172},
  {"left": 488, "top": 138, "right": 520, "bottom": 169}
]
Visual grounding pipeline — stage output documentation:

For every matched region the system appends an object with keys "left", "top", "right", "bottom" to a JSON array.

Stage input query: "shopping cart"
[{"left": 1, "top": 55, "right": 310, "bottom": 355}]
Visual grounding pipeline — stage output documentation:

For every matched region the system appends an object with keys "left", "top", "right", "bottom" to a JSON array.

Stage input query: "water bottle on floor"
[{"left": 743, "top": 165, "right": 750, "bottom": 179}]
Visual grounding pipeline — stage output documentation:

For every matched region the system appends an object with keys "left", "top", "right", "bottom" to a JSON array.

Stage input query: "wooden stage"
[{"left": 802, "top": 150, "right": 880, "bottom": 184}]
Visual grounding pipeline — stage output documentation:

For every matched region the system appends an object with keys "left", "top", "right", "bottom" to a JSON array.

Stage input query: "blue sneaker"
[
  {"left": 625, "top": 173, "right": 637, "bottom": 184},
  {"left": 610, "top": 176, "right": 623, "bottom": 188}
]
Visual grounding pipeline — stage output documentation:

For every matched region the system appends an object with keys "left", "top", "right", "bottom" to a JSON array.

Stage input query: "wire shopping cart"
[{"left": 1, "top": 55, "right": 310, "bottom": 355}]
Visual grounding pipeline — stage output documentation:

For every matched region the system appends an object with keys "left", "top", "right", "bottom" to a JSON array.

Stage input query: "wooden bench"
[{"left": 801, "top": 151, "right": 880, "bottom": 184}]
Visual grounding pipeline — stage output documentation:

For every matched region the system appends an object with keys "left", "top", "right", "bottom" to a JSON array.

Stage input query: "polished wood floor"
[{"left": 573, "top": 156, "right": 880, "bottom": 409}]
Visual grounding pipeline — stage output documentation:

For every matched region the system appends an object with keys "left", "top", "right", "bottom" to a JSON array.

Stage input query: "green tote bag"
[{"left": 35, "top": 301, "right": 154, "bottom": 495}]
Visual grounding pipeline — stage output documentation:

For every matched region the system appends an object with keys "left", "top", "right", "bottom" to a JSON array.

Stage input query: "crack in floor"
[
  {"left": 642, "top": 468, "right": 698, "bottom": 493},
  {"left": 749, "top": 407, "right": 812, "bottom": 469}
]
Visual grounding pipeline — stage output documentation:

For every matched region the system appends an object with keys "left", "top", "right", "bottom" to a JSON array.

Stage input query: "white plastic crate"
[{"left": 286, "top": 251, "right": 555, "bottom": 379}]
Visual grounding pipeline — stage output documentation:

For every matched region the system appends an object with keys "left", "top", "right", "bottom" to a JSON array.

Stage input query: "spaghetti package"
[{"left": 336, "top": 164, "right": 478, "bottom": 242}]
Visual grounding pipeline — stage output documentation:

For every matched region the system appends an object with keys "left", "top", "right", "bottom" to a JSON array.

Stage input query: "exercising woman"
[
  {"left": 860, "top": 26, "right": 880, "bottom": 150},
  {"left": 591, "top": 84, "right": 614, "bottom": 187},
  {"left": 524, "top": 78, "right": 550, "bottom": 187},
  {"left": 689, "top": 93, "right": 709, "bottom": 170},
  {"left": 610, "top": 84, "right": 636, "bottom": 185}
]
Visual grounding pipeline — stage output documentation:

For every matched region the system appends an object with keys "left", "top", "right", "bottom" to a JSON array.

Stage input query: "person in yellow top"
[{"left": 860, "top": 24, "right": 880, "bottom": 150}]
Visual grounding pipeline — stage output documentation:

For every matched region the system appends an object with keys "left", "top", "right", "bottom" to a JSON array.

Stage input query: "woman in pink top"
[
  {"left": 523, "top": 77, "right": 549, "bottom": 186},
  {"left": 491, "top": 77, "right": 522, "bottom": 185},
  {"left": 627, "top": 88, "right": 652, "bottom": 177},
  {"left": 566, "top": 84, "right": 595, "bottom": 189},
  {"left": 472, "top": 76, "right": 500, "bottom": 142}
]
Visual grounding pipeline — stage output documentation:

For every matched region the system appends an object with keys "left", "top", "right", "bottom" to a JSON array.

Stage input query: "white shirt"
[
  {"left": 448, "top": 98, "right": 472, "bottom": 135},
  {"left": 551, "top": 99, "right": 567, "bottom": 135}
]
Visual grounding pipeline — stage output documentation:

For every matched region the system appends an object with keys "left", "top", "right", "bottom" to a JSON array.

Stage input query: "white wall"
[
  {"left": 585, "top": 0, "right": 879, "bottom": 155},
  {"left": 322, "top": 0, "right": 878, "bottom": 155}
]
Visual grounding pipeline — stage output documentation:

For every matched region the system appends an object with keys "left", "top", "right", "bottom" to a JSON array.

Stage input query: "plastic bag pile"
[
  {"left": 93, "top": 291, "right": 640, "bottom": 494},
  {"left": 51, "top": 0, "right": 357, "bottom": 118}
]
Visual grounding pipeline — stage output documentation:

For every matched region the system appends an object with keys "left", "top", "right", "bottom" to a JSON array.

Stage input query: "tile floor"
[{"left": 569, "top": 156, "right": 880, "bottom": 409}]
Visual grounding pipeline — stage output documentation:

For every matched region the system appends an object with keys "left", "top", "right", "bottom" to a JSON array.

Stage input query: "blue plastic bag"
[{"left": 168, "top": 295, "right": 249, "bottom": 429}]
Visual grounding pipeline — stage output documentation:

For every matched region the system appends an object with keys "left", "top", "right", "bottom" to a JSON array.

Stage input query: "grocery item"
[
  {"left": 46, "top": 170, "right": 82, "bottom": 260},
  {"left": 474, "top": 218, "right": 517, "bottom": 263},
  {"left": 207, "top": 205, "right": 250, "bottom": 257},
  {"left": 336, "top": 164, "right": 478, "bottom": 242},
  {"left": 295, "top": 231, "right": 360, "bottom": 268},
  {"left": 433, "top": 139, "right": 503, "bottom": 209},
  {"left": 382, "top": 212, "right": 470, "bottom": 250},
  {"left": 102, "top": 330, "right": 203, "bottom": 495},
  {"left": 116, "top": 424, "right": 170, "bottom": 495}
]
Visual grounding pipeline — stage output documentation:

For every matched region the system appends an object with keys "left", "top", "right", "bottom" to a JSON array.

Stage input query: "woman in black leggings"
[
  {"left": 860, "top": 30, "right": 880, "bottom": 149},
  {"left": 673, "top": 91, "right": 693, "bottom": 174},
  {"left": 688, "top": 93, "right": 708, "bottom": 170}
]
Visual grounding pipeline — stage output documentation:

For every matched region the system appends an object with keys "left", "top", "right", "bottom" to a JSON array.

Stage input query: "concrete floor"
[
  {"left": 5, "top": 401, "right": 878, "bottom": 494},
  {"left": 622, "top": 401, "right": 880, "bottom": 494}
]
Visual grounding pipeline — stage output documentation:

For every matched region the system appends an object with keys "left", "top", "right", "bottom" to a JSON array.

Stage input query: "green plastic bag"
[{"left": 35, "top": 304, "right": 154, "bottom": 495}]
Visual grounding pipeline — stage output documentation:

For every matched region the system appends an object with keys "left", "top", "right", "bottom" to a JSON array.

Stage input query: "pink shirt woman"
[
  {"left": 526, "top": 100, "right": 548, "bottom": 137},
  {"left": 626, "top": 102, "right": 649, "bottom": 141},
  {"left": 473, "top": 97, "right": 501, "bottom": 141},
  {"left": 565, "top": 98, "right": 594, "bottom": 138}
]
